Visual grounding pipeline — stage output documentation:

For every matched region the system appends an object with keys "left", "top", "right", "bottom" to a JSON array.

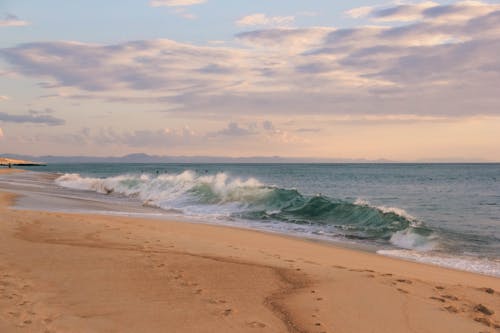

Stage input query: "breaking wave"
[{"left": 55, "top": 171, "right": 437, "bottom": 250}]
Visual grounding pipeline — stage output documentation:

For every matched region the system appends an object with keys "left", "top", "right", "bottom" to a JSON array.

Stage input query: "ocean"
[{"left": 3, "top": 163, "right": 499, "bottom": 277}]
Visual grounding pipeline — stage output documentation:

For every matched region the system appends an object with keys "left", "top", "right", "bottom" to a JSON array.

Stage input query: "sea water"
[{"left": 7, "top": 163, "right": 500, "bottom": 277}]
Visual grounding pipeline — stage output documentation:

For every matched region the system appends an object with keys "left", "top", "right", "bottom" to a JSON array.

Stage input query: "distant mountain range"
[{"left": 0, "top": 153, "right": 395, "bottom": 164}]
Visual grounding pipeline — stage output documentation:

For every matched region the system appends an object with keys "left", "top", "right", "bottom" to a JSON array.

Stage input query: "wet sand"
[{"left": 0, "top": 169, "right": 499, "bottom": 332}]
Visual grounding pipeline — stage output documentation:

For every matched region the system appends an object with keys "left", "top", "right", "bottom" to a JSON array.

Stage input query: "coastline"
[{"left": 0, "top": 169, "right": 499, "bottom": 332}]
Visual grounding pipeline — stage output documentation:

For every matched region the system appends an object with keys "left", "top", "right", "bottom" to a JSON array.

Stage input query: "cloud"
[
  {"left": 206, "top": 121, "right": 305, "bottom": 145},
  {"left": 345, "top": 6, "right": 375, "bottom": 19},
  {"left": 236, "top": 13, "right": 295, "bottom": 27},
  {"left": 262, "top": 120, "right": 275, "bottom": 131},
  {"left": 207, "top": 120, "right": 306, "bottom": 144},
  {"left": 372, "top": 2, "right": 439, "bottom": 22},
  {"left": 150, "top": 0, "right": 203, "bottom": 19},
  {"left": 1, "top": 39, "right": 246, "bottom": 92},
  {"left": 20, "top": 120, "right": 312, "bottom": 154},
  {"left": 421, "top": 1, "right": 500, "bottom": 22},
  {"left": 94, "top": 126, "right": 197, "bottom": 147},
  {"left": 236, "top": 27, "right": 332, "bottom": 50},
  {"left": 1, "top": 1, "right": 500, "bottom": 120},
  {"left": 0, "top": 109, "right": 65, "bottom": 126},
  {"left": 47, "top": 122, "right": 299, "bottom": 148},
  {"left": 350, "top": 1, "right": 500, "bottom": 23},
  {"left": 53, "top": 126, "right": 199, "bottom": 147},
  {"left": 259, "top": 121, "right": 306, "bottom": 143},
  {"left": 150, "top": 0, "right": 206, "bottom": 7},
  {"left": 295, "top": 128, "right": 321, "bottom": 133},
  {"left": 0, "top": 14, "right": 29, "bottom": 27},
  {"left": 0, "top": 95, "right": 8, "bottom": 101},
  {"left": 328, "top": 114, "right": 451, "bottom": 125},
  {"left": 211, "top": 122, "right": 256, "bottom": 137}
]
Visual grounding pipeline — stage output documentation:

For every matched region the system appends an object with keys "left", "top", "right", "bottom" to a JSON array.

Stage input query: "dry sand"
[{"left": 0, "top": 169, "right": 499, "bottom": 332}]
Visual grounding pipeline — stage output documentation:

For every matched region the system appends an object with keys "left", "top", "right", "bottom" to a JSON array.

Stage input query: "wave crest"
[{"left": 55, "top": 171, "right": 436, "bottom": 250}]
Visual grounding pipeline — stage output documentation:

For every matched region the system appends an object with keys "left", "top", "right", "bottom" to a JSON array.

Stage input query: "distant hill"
[{"left": 0, "top": 153, "right": 393, "bottom": 164}]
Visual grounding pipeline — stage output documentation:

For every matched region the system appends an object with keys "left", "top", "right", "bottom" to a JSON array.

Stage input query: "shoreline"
[
  {"left": 0, "top": 169, "right": 499, "bottom": 332},
  {"left": 6, "top": 168, "right": 498, "bottom": 278},
  {"left": 11, "top": 201, "right": 500, "bottom": 278}
]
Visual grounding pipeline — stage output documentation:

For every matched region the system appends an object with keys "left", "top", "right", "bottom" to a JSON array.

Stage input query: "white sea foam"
[
  {"left": 378, "top": 249, "right": 500, "bottom": 277},
  {"left": 354, "top": 198, "right": 438, "bottom": 250},
  {"left": 389, "top": 229, "right": 439, "bottom": 251},
  {"left": 354, "top": 198, "right": 416, "bottom": 222},
  {"left": 55, "top": 171, "right": 268, "bottom": 216}
]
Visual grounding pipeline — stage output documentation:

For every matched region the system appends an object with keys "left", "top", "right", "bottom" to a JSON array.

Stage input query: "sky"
[{"left": 0, "top": 0, "right": 499, "bottom": 161}]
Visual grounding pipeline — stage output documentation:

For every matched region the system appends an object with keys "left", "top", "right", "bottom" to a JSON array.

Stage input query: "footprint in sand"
[
  {"left": 332, "top": 265, "right": 346, "bottom": 269},
  {"left": 246, "top": 321, "right": 266, "bottom": 328},
  {"left": 474, "top": 317, "right": 492, "bottom": 327},
  {"left": 8, "top": 311, "right": 20, "bottom": 318},
  {"left": 441, "top": 294, "right": 459, "bottom": 301},
  {"left": 430, "top": 296, "right": 446, "bottom": 303},
  {"left": 474, "top": 304, "right": 494, "bottom": 316},
  {"left": 444, "top": 305, "right": 459, "bottom": 313},
  {"left": 480, "top": 287, "right": 495, "bottom": 294},
  {"left": 207, "top": 299, "right": 218, "bottom": 304}
]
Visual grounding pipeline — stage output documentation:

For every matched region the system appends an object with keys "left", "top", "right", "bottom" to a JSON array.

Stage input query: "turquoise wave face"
[
  {"left": 181, "top": 178, "right": 433, "bottom": 242},
  {"left": 234, "top": 191, "right": 433, "bottom": 241}
]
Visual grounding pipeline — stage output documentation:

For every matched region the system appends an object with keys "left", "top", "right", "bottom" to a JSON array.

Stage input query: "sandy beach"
[{"left": 0, "top": 169, "right": 499, "bottom": 333}]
